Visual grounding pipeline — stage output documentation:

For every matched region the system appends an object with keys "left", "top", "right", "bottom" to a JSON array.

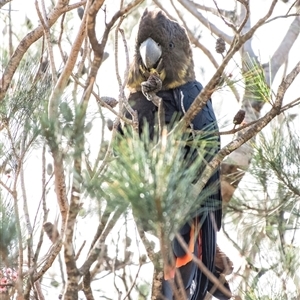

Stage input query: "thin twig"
[
  {"left": 115, "top": 15, "right": 125, "bottom": 117},
  {"left": 62, "top": 5, "right": 92, "bottom": 297},
  {"left": 75, "top": 36, "right": 89, "bottom": 79},
  {"left": 33, "top": 35, "right": 47, "bottom": 84},
  {"left": 78, "top": 208, "right": 123, "bottom": 275},
  {"left": 69, "top": 73, "right": 130, "bottom": 122},
  {"left": 176, "top": 0, "right": 278, "bottom": 129},
  {"left": 264, "top": 13, "right": 300, "bottom": 25},
  {"left": 32, "top": 145, "right": 49, "bottom": 268},
  {"left": 0, "top": 180, "right": 14, "bottom": 195},
  {"left": 35, "top": 0, "right": 58, "bottom": 84},
  {"left": 88, "top": 207, "right": 112, "bottom": 253},
  {"left": 236, "top": 0, "right": 250, "bottom": 34},
  {"left": 167, "top": 0, "right": 241, "bottom": 103},
  {"left": 191, "top": 58, "right": 300, "bottom": 199},
  {"left": 175, "top": 233, "right": 233, "bottom": 299},
  {"left": 34, "top": 240, "right": 63, "bottom": 281},
  {"left": 96, "top": 127, "right": 116, "bottom": 178},
  {"left": 192, "top": 1, "right": 235, "bottom": 19},
  {"left": 212, "top": 0, "right": 237, "bottom": 32},
  {"left": 8, "top": 2, "right": 13, "bottom": 56},
  {"left": 58, "top": 252, "right": 66, "bottom": 290},
  {"left": 114, "top": 16, "right": 138, "bottom": 132},
  {"left": 12, "top": 187, "right": 24, "bottom": 298},
  {"left": 119, "top": 28, "right": 130, "bottom": 91},
  {"left": 280, "top": 97, "right": 300, "bottom": 113},
  {"left": 122, "top": 264, "right": 142, "bottom": 300},
  {"left": 0, "top": 0, "right": 12, "bottom": 9},
  {"left": 34, "top": 281, "right": 46, "bottom": 300},
  {"left": 177, "top": 0, "right": 233, "bottom": 44},
  {"left": 20, "top": 131, "right": 33, "bottom": 236},
  {"left": 286, "top": 0, "right": 300, "bottom": 15},
  {"left": 0, "top": 0, "right": 87, "bottom": 102},
  {"left": 75, "top": 240, "right": 86, "bottom": 261},
  {"left": 57, "top": 12, "right": 67, "bottom": 64}
]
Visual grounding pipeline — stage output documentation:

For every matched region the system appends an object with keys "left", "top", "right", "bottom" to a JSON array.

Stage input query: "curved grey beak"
[{"left": 139, "top": 37, "right": 162, "bottom": 69}]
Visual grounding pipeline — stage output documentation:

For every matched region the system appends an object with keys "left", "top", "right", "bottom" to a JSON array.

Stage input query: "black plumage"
[
  {"left": 127, "top": 8, "right": 195, "bottom": 91},
  {"left": 121, "top": 8, "right": 230, "bottom": 300}
]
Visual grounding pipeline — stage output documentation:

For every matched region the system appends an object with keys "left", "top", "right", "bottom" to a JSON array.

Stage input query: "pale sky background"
[{"left": 1, "top": 0, "right": 300, "bottom": 298}]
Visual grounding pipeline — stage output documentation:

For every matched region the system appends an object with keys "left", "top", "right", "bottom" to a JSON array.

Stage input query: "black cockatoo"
[{"left": 123, "top": 8, "right": 231, "bottom": 300}]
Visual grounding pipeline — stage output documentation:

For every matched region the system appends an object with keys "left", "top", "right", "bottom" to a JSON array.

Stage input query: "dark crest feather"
[{"left": 127, "top": 8, "right": 195, "bottom": 90}]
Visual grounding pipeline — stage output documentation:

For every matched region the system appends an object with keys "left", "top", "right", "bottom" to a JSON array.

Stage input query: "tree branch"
[
  {"left": 79, "top": 208, "right": 123, "bottom": 275},
  {"left": 177, "top": 0, "right": 233, "bottom": 44},
  {"left": 34, "top": 240, "right": 63, "bottom": 281},
  {"left": 0, "top": 0, "right": 12, "bottom": 9},
  {"left": 264, "top": 15, "right": 300, "bottom": 86},
  {"left": 175, "top": 232, "right": 233, "bottom": 299},
  {"left": 192, "top": 59, "right": 300, "bottom": 198},
  {"left": 0, "top": 0, "right": 73, "bottom": 102},
  {"left": 178, "top": 0, "right": 278, "bottom": 130},
  {"left": 192, "top": 1, "right": 236, "bottom": 20}
]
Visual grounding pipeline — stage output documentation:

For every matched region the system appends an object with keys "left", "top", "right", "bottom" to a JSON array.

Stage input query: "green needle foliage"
[
  {"left": 224, "top": 120, "right": 300, "bottom": 299},
  {"left": 104, "top": 126, "right": 217, "bottom": 241},
  {"left": 243, "top": 56, "right": 271, "bottom": 103},
  {"left": 0, "top": 196, "right": 17, "bottom": 266}
]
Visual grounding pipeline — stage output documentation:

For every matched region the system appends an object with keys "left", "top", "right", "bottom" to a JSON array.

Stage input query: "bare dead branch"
[{"left": 192, "top": 116, "right": 260, "bottom": 137}]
